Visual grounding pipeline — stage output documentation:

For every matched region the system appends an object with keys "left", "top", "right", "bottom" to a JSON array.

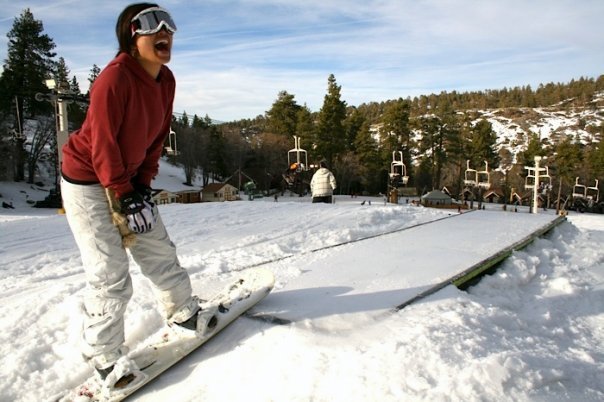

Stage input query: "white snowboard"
[{"left": 53, "top": 268, "right": 275, "bottom": 402}]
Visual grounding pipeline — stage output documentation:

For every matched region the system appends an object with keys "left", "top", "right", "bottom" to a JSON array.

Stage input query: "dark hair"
[
  {"left": 320, "top": 160, "right": 327, "bottom": 168},
  {"left": 115, "top": 3, "right": 159, "bottom": 56}
]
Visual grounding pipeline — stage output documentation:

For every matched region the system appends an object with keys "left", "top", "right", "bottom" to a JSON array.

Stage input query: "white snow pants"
[{"left": 61, "top": 179, "right": 196, "bottom": 369}]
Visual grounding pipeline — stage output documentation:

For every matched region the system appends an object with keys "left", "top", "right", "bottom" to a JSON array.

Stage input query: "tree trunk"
[{"left": 13, "top": 138, "right": 25, "bottom": 182}]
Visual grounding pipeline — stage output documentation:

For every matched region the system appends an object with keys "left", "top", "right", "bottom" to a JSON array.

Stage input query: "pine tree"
[
  {"left": 207, "top": 124, "right": 228, "bottom": 182},
  {"left": 381, "top": 98, "right": 411, "bottom": 151},
  {"left": 520, "top": 132, "right": 545, "bottom": 170},
  {"left": 414, "top": 115, "right": 441, "bottom": 190},
  {"left": 68, "top": 75, "right": 87, "bottom": 129},
  {"left": 52, "top": 57, "right": 86, "bottom": 129},
  {"left": 553, "top": 137, "right": 581, "bottom": 183},
  {"left": 173, "top": 113, "right": 199, "bottom": 185},
  {"left": 353, "top": 120, "right": 382, "bottom": 193},
  {"left": 0, "top": 8, "right": 56, "bottom": 126},
  {"left": 315, "top": 74, "right": 347, "bottom": 167},
  {"left": 0, "top": 8, "right": 56, "bottom": 181},
  {"left": 439, "top": 111, "right": 465, "bottom": 196},
  {"left": 266, "top": 91, "right": 300, "bottom": 137},
  {"left": 588, "top": 141, "right": 604, "bottom": 181},
  {"left": 54, "top": 57, "right": 70, "bottom": 88},
  {"left": 295, "top": 105, "right": 315, "bottom": 144},
  {"left": 344, "top": 107, "right": 365, "bottom": 152},
  {"left": 87, "top": 64, "right": 101, "bottom": 94},
  {"left": 69, "top": 76, "right": 81, "bottom": 95},
  {"left": 468, "top": 119, "right": 499, "bottom": 170}
]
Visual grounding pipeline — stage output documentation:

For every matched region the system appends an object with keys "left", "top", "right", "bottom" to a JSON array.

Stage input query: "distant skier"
[
  {"left": 60, "top": 2, "right": 212, "bottom": 393},
  {"left": 310, "top": 160, "right": 337, "bottom": 204}
]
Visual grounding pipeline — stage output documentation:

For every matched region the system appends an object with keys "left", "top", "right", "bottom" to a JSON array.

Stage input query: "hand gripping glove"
[
  {"left": 133, "top": 183, "right": 155, "bottom": 205},
  {"left": 133, "top": 183, "right": 157, "bottom": 219},
  {"left": 119, "top": 191, "right": 157, "bottom": 234}
]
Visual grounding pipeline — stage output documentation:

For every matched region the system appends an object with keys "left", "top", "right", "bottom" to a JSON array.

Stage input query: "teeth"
[{"left": 154, "top": 39, "right": 170, "bottom": 52}]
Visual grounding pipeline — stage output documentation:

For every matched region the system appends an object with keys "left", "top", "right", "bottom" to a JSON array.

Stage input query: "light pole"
[
  {"left": 532, "top": 156, "right": 541, "bottom": 214},
  {"left": 502, "top": 166, "right": 512, "bottom": 211},
  {"left": 35, "top": 79, "right": 88, "bottom": 208},
  {"left": 464, "top": 160, "right": 477, "bottom": 209},
  {"left": 525, "top": 156, "right": 550, "bottom": 214},
  {"left": 35, "top": 79, "right": 68, "bottom": 196}
]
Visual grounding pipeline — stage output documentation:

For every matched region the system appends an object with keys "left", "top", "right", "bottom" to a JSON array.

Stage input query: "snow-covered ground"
[{"left": 0, "top": 161, "right": 603, "bottom": 402}]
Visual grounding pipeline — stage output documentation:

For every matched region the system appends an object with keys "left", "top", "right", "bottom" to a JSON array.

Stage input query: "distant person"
[
  {"left": 310, "top": 160, "right": 337, "bottom": 204},
  {"left": 60, "top": 3, "right": 213, "bottom": 392}
]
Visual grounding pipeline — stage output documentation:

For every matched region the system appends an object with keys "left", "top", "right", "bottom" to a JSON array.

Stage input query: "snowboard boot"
[
  {"left": 175, "top": 304, "right": 219, "bottom": 335},
  {"left": 175, "top": 310, "right": 198, "bottom": 330},
  {"left": 91, "top": 346, "right": 133, "bottom": 386},
  {"left": 171, "top": 295, "right": 218, "bottom": 336},
  {"left": 96, "top": 365, "right": 115, "bottom": 380},
  {"left": 97, "top": 356, "right": 147, "bottom": 396},
  {"left": 96, "top": 365, "right": 137, "bottom": 389}
]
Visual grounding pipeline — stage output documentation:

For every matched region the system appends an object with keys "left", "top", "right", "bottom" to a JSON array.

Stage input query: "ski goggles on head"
[{"left": 131, "top": 7, "right": 177, "bottom": 36}]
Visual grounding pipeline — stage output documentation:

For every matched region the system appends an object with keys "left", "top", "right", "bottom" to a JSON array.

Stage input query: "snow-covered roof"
[{"left": 421, "top": 190, "right": 452, "bottom": 200}]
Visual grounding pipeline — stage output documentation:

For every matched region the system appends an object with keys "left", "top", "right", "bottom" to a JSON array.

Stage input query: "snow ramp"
[{"left": 250, "top": 210, "right": 565, "bottom": 330}]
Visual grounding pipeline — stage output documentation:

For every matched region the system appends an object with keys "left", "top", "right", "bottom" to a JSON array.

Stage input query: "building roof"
[
  {"left": 202, "top": 183, "right": 237, "bottom": 192},
  {"left": 483, "top": 189, "right": 504, "bottom": 198},
  {"left": 421, "top": 190, "right": 452, "bottom": 200}
]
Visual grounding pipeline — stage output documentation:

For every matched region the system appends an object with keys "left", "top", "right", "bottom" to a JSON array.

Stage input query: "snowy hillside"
[
  {"left": 472, "top": 91, "right": 603, "bottom": 165},
  {"left": 0, "top": 160, "right": 603, "bottom": 402},
  {"left": 483, "top": 103, "right": 603, "bottom": 161}
]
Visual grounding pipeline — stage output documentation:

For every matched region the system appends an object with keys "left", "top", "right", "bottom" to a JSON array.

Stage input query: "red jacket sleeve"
[
  {"left": 136, "top": 78, "right": 175, "bottom": 187},
  {"left": 88, "top": 66, "right": 135, "bottom": 197}
]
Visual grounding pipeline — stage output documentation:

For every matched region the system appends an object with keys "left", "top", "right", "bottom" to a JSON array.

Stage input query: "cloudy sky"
[{"left": 1, "top": 0, "right": 603, "bottom": 122}]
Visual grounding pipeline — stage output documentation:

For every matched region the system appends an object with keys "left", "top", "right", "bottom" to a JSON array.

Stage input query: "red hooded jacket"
[{"left": 61, "top": 53, "right": 175, "bottom": 198}]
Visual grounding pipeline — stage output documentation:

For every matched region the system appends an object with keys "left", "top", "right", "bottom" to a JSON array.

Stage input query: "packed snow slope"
[{"left": 0, "top": 167, "right": 603, "bottom": 402}]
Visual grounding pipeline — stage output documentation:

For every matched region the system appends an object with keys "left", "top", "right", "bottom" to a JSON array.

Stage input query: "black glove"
[
  {"left": 133, "top": 183, "right": 154, "bottom": 203},
  {"left": 120, "top": 191, "right": 156, "bottom": 234},
  {"left": 132, "top": 183, "right": 157, "bottom": 213}
]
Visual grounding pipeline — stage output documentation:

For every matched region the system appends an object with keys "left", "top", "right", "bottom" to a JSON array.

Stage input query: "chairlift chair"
[
  {"left": 287, "top": 136, "right": 308, "bottom": 172},
  {"left": 165, "top": 128, "right": 179, "bottom": 156},
  {"left": 586, "top": 179, "right": 599, "bottom": 203},
  {"left": 524, "top": 166, "right": 536, "bottom": 190},
  {"left": 539, "top": 166, "right": 552, "bottom": 195},
  {"left": 464, "top": 160, "right": 477, "bottom": 187},
  {"left": 390, "top": 151, "right": 409, "bottom": 185},
  {"left": 572, "top": 177, "right": 587, "bottom": 199},
  {"left": 477, "top": 161, "right": 491, "bottom": 190},
  {"left": 283, "top": 136, "right": 311, "bottom": 196}
]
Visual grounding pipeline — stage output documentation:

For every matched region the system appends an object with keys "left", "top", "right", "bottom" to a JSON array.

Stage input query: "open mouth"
[{"left": 154, "top": 39, "right": 170, "bottom": 52}]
